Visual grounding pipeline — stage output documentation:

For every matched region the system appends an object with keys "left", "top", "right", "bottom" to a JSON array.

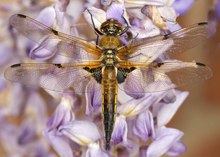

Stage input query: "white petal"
[
  {"left": 43, "top": 130, "right": 74, "bottom": 157},
  {"left": 36, "top": 6, "right": 56, "bottom": 27},
  {"left": 112, "top": 115, "right": 128, "bottom": 144},
  {"left": 124, "top": 0, "right": 167, "bottom": 6},
  {"left": 118, "top": 91, "right": 167, "bottom": 117},
  {"left": 133, "top": 110, "right": 155, "bottom": 141},
  {"left": 83, "top": 7, "right": 106, "bottom": 30},
  {"left": 130, "top": 18, "right": 160, "bottom": 38},
  {"left": 158, "top": 6, "right": 177, "bottom": 22},
  {"left": 147, "top": 127, "right": 184, "bottom": 157},
  {"left": 157, "top": 91, "right": 189, "bottom": 127},
  {"left": 59, "top": 120, "right": 100, "bottom": 146},
  {"left": 85, "top": 79, "right": 102, "bottom": 115},
  {"left": 86, "top": 143, "right": 109, "bottom": 157}
]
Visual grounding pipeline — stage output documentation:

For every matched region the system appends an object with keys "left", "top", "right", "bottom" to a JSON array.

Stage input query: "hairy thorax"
[{"left": 99, "top": 36, "right": 122, "bottom": 49}]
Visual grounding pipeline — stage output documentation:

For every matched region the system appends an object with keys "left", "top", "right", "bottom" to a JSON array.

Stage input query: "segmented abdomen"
[{"left": 101, "top": 66, "right": 118, "bottom": 150}]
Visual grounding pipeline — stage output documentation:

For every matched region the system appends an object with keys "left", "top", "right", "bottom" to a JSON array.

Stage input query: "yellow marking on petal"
[
  {"left": 143, "top": 6, "right": 168, "bottom": 30},
  {"left": 73, "top": 135, "right": 93, "bottom": 146}
]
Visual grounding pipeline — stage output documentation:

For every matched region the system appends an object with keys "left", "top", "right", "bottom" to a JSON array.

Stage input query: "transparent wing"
[
  {"left": 118, "top": 61, "right": 212, "bottom": 93},
  {"left": 118, "top": 38, "right": 174, "bottom": 63},
  {"left": 4, "top": 62, "right": 102, "bottom": 93},
  {"left": 9, "top": 14, "right": 102, "bottom": 61},
  {"left": 118, "top": 22, "right": 209, "bottom": 61}
]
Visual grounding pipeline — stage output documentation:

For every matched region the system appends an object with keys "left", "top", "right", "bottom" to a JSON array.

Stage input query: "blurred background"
[
  {"left": 0, "top": 0, "right": 220, "bottom": 157},
  {"left": 170, "top": 1, "right": 220, "bottom": 157}
]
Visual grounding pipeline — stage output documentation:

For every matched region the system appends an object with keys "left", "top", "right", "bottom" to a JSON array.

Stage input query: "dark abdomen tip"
[{"left": 105, "top": 142, "right": 111, "bottom": 150}]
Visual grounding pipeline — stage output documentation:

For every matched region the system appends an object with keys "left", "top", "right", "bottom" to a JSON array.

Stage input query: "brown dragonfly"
[{"left": 4, "top": 14, "right": 212, "bottom": 149}]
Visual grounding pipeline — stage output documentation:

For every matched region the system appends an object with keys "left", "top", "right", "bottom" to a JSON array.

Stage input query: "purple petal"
[
  {"left": 166, "top": 141, "right": 186, "bottom": 156},
  {"left": 166, "top": 21, "right": 181, "bottom": 32},
  {"left": 0, "top": 77, "right": 7, "bottom": 91},
  {"left": 101, "top": 0, "right": 112, "bottom": 6},
  {"left": 26, "top": 92, "right": 48, "bottom": 129},
  {"left": 54, "top": 0, "right": 70, "bottom": 12},
  {"left": 85, "top": 80, "right": 102, "bottom": 115},
  {"left": 29, "top": 37, "right": 58, "bottom": 60},
  {"left": 173, "top": 0, "right": 195, "bottom": 16},
  {"left": 158, "top": 6, "right": 177, "bottom": 22},
  {"left": 157, "top": 91, "right": 188, "bottom": 127},
  {"left": 161, "top": 89, "right": 176, "bottom": 104},
  {"left": 112, "top": 115, "right": 128, "bottom": 144},
  {"left": 106, "top": 2, "right": 126, "bottom": 24},
  {"left": 18, "top": 123, "right": 36, "bottom": 145},
  {"left": 129, "top": 17, "right": 160, "bottom": 38},
  {"left": 139, "top": 146, "right": 148, "bottom": 157},
  {"left": 36, "top": 6, "right": 56, "bottom": 27},
  {"left": 83, "top": 7, "right": 106, "bottom": 29},
  {"left": 0, "top": 43, "right": 10, "bottom": 66},
  {"left": 147, "top": 127, "right": 184, "bottom": 157},
  {"left": 47, "top": 93, "right": 75, "bottom": 129},
  {"left": 216, "top": 0, "right": 220, "bottom": 20},
  {"left": 118, "top": 91, "right": 167, "bottom": 117},
  {"left": 123, "top": 69, "right": 145, "bottom": 98},
  {"left": 117, "top": 90, "right": 133, "bottom": 104},
  {"left": 86, "top": 143, "right": 109, "bottom": 157},
  {"left": 124, "top": 0, "right": 167, "bottom": 6},
  {"left": 43, "top": 130, "right": 74, "bottom": 157},
  {"left": 8, "top": 84, "right": 27, "bottom": 116},
  {"left": 133, "top": 110, "right": 154, "bottom": 142},
  {"left": 208, "top": 10, "right": 218, "bottom": 37},
  {"left": 59, "top": 120, "right": 100, "bottom": 146}
]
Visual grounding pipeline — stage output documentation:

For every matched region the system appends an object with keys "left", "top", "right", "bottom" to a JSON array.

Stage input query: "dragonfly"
[{"left": 4, "top": 13, "right": 212, "bottom": 150}]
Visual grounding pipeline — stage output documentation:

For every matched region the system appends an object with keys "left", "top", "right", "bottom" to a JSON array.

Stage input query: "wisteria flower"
[
  {"left": 0, "top": 0, "right": 212, "bottom": 157},
  {"left": 172, "top": 0, "right": 195, "bottom": 16}
]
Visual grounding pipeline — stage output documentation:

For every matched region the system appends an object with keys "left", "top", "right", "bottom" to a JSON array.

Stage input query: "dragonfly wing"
[
  {"left": 4, "top": 62, "right": 102, "bottom": 93},
  {"left": 118, "top": 22, "right": 209, "bottom": 59},
  {"left": 9, "top": 14, "right": 101, "bottom": 60},
  {"left": 119, "top": 38, "right": 174, "bottom": 63},
  {"left": 118, "top": 60, "right": 212, "bottom": 93}
]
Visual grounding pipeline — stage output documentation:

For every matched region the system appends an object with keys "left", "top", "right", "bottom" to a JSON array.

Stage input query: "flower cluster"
[{"left": 0, "top": 0, "right": 213, "bottom": 157}]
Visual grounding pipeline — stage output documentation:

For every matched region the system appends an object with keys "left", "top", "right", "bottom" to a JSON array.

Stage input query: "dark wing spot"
[
  {"left": 157, "top": 62, "right": 164, "bottom": 67},
  {"left": 17, "top": 14, "right": 26, "bottom": 18},
  {"left": 54, "top": 64, "right": 62, "bottom": 68},
  {"left": 198, "top": 22, "right": 208, "bottom": 25},
  {"left": 196, "top": 62, "right": 206, "bottom": 67},
  {"left": 163, "top": 34, "right": 169, "bottom": 40},
  {"left": 117, "top": 67, "right": 136, "bottom": 83},
  {"left": 83, "top": 67, "right": 90, "bottom": 72},
  {"left": 52, "top": 29, "right": 59, "bottom": 35},
  {"left": 11, "top": 64, "right": 21, "bottom": 68},
  {"left": 130, "top": 67, "right": 136, "bottom": 71}
]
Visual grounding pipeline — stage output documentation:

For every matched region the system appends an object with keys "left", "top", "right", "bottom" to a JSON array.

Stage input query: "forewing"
[
  {"left": 4, "top": 63, "right": 102, "bottom": 93},
  {"left": 119, "top": 61, "right": 212, "bottom": 93},
  {"left": 118, "top": 22, "right": 209, "bottom": 60},
  {"left": 9, "top": 14, "right": 101, "bottom": 60},
  {"left": 118, "top": 38, "right": 173, "bottom": 63}
]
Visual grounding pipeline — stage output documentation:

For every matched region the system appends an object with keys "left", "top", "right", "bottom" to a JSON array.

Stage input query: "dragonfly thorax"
[
  {"left": 102, "top": 49, "right": 118, "bottom": 66},
  {"left": 99, "top": 36, "right": 122, "bottom": 49}
]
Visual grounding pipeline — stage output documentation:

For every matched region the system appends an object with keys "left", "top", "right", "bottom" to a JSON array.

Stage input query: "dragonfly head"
[{"left": 100, "top": 18, "right": 123, "bottom": 36}]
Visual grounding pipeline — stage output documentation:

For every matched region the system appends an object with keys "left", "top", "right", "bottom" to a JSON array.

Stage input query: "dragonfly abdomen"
[{"left": 102, "top": 66, "right": 118, "bottom": 150}]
